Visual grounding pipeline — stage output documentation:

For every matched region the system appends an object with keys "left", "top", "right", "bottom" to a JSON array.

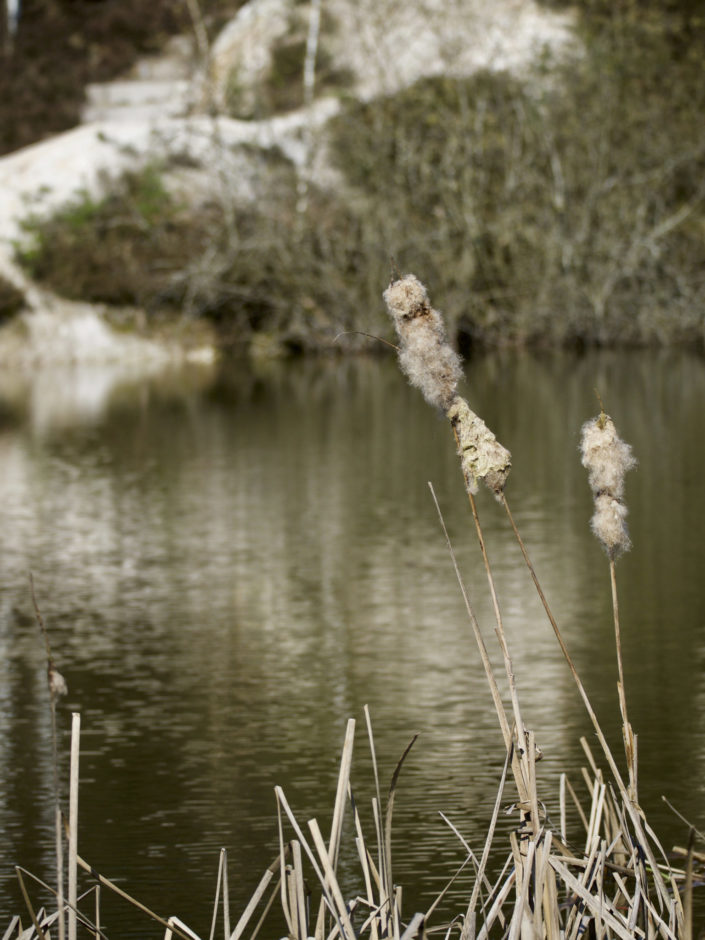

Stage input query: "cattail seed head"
[
  {"left": 580, "top": 414, "right": 636, "bottom": 500},
  {"left": 448, "top": 396, "right": 512, "bottom": 499},
  {"left": 580, "top": 412, "right": 636, "bottom": 559},
  {"left": 383, "top": 274, "right": 463, "bottom": 411},
  {"left": 383, "top": 273, "right": 511, "bottom": 498},
  {"left": 590, "top": 492, "right": 631, "bottom": 558},
  {"left": 48, "top": 665, "right": 68, "bottom": 698}
]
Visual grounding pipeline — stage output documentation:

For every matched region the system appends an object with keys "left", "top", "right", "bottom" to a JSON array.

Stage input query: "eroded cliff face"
[{"left": 0, "top": 0, "right": 576, "bottom": 365}]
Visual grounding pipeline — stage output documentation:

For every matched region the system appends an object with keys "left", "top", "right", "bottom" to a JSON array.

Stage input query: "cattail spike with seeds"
[
  {"left": 447, "top": 396, "right": 511, "bottom": 499},
  {"left": 383, "top": 274, "right": 463, "bottom": 411},
  {"left": 580, "top": 413, "right": 637, "bottom": 558},
  {"left": 383, "top": 274, "right": 511, "bottom": 498}
]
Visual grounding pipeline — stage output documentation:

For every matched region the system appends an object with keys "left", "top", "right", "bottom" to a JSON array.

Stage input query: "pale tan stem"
[
  {"left": 468, "top": 491, "right": 534, "bottom": 833},
  {"left": 501, "top": 493, "right": 673, "bottom": 908},
  {"left": 610, "top": 558, "right": 637, "bottom": 801},
  {"left": 501, "top": 494, "right": 626, "bottom": 789}
]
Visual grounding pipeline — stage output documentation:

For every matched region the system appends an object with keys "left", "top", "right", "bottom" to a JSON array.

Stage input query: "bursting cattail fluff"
[
  {"left": 383, "top": 274, "right": 511, "bottom": 498},
  {"left": 580, "top": 413, "right": 637, "bottom": 558},
  {"left": 383, "top": 274, "right": 463, "bottom": 411}
]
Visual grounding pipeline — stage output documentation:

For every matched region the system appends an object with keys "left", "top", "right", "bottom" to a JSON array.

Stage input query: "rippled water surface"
[{"left": 1, "top": 350, "right": 704, "bottom": 934}]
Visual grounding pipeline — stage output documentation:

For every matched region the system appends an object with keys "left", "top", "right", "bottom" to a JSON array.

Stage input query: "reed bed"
[{"left": 7, "top": 273, "right": 702, "bottom": 938}]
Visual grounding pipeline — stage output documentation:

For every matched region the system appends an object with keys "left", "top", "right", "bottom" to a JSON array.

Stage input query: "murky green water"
[{"left": 1, "top": 350, "right": 704, "bottom": 935}]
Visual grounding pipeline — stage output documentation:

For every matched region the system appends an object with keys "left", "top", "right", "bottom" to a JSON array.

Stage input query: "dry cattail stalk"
[
  {"left": 383, "top": 274, "right": 511, "bottom": 498},
  {"left": 580, "top": 412, "right": 637, "bottom": 558}
]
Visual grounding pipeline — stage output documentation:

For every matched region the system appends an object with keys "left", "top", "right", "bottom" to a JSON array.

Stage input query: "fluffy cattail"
[
  {"left": 383, "top": 274, "right": 463, "bottom": 411},
  {"left": 580, "top": 412, "right": 637, "bottom": 558},
  {"left": 48, "top": 664, "right": 68, "bottom": 698},
  {"left": 383, "top": 274, "right": 511, "bottom": 498}
]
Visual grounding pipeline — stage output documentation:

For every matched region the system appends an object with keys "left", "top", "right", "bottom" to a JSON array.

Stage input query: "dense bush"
[
  {"left": 17, "top": 164, "right": 211, "bottom": 310},
  {"left": 0, "top": 275, "right": 25, "bottom": 323},
  {"left": 16, "top": 155, "right": 380, "bottom": 353},
  {"left": 327, "top": 11, "right": 705, "bottom": 348}
]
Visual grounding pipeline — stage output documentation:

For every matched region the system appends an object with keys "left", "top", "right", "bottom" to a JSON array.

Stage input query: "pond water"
[{"left": 1, "top": 349, "right": 704, "bottom": 935}]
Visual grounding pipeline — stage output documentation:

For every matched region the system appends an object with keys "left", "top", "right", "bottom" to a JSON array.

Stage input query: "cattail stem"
[
  {"left": 68, "top": 712, "right": 80, "bottom": 940},
  {"left": 610, "top": 559, "right": 637, "bottom": 801},
  {"left": 52, "top": 701, "right": 66, "bottom": 940},
  {"left": 428, "top": 485, "right": 513, "bottom": 754},
  {"left": 31, "top": 574, "right": 67, "bottom": 940},
  {"left": 467, "top": 490, "right": 535, "bottom": 834},
  {"left": 501, "top": 494, "right": 624, "bottom": 785},
  {"left": 501, "top": 493, "right": 672, "bottom": 909}
]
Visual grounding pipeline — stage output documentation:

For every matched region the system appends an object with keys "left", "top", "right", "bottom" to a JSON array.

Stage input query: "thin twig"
[{"left": 333, "top": 331, "right": 399, "bottom": 351}]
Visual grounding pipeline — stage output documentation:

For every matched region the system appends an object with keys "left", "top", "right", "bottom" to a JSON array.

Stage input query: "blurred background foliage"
[
  {"left": 0, "top": 0, "right": 245, "bottom": 154},
  {"left": 7, "top": 0, "right": 705, "bottom": 352}
]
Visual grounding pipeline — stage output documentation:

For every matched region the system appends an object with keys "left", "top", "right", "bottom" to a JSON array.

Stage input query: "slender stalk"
[
  {"left": 314, "top": 718, "right": 355, "bottom": 939},
  {"left": 74, "top": 855, "right": 197, "bottom": 940},
  {"left": 68, "top": 712, "right": 80, "bottom": 940},
  {"left": 501, "top": 494, "right": 674, "bottom": 913},
  {"left": 467, "top": 488, "right": 534, "bottom": 831},
  {"left": 94, "top": 885, "right": 101, "bottom": 940},
  {"left": 30, "top": 574, "right": 67, "bottom": 940},
  {"left": 428, "top": 485, "right": 523, "bottom": 794},
  {"left": 610, "top": 558, "right": 637, "bottom": 801},
  {"left": 683, "top": 828, "right": 695, "bottom": 940},
  {"left": 501, "top": 494, "right": 626, "bottom": 789}
]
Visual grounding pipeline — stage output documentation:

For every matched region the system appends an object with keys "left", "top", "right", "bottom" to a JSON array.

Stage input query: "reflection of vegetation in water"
[{"left": 14, "top": 5, "right": 705, "bottom": 352}]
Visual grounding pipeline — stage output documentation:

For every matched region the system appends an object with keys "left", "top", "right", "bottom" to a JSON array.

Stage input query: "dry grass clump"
[{"left": 7, "top": 274, "right": 700, "bottom": 939}]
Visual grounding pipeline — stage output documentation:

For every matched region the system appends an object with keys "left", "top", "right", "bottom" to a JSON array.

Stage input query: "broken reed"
[{"left": 11, "top": 276, "right": 696, "bottom": 939}]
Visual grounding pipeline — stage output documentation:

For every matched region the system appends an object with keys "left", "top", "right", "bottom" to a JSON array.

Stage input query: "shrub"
[
  {"left": 0, "top": 274, "right": 25, "bottom": 324},
  {"left": 327, "top": 17, "right": 705, "bottom": 348},
  {"left": 17, "top": 163, "right": 212, "bottom": 311}
]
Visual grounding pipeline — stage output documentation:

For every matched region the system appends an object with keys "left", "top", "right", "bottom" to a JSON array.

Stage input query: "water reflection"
[{"left": 0, "top": 350, "right": 704, "bottom": 934}]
